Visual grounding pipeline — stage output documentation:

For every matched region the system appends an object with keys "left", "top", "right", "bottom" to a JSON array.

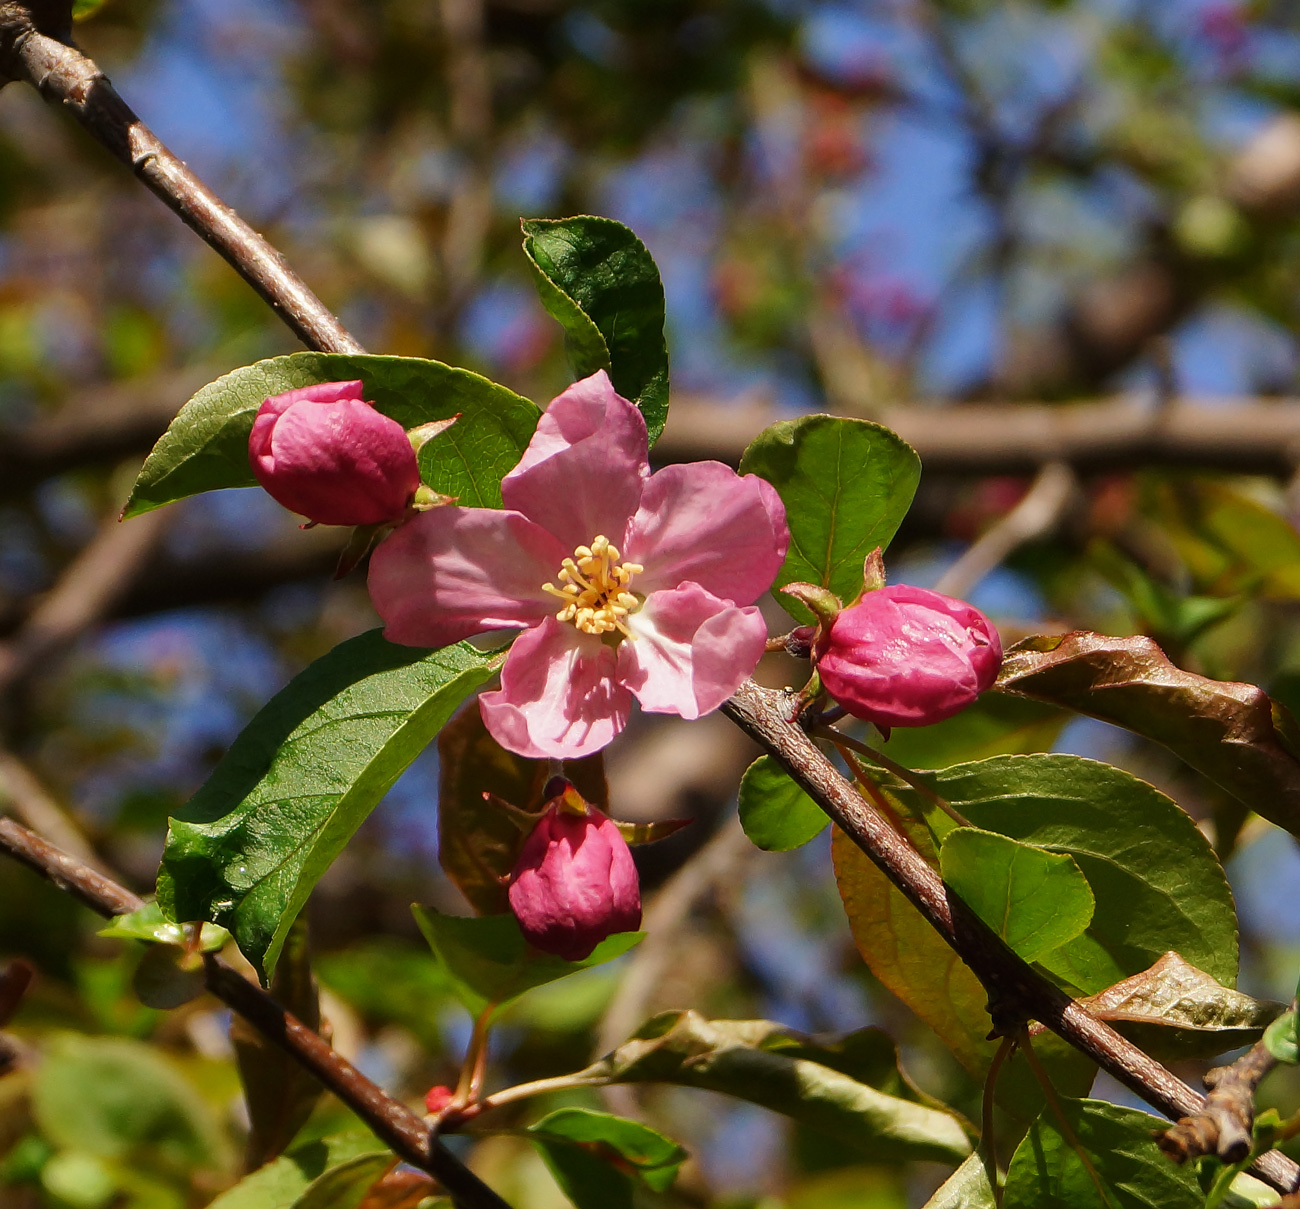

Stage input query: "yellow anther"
[{"left": 543, "top": 537, "right": 646, "bottom": 637}]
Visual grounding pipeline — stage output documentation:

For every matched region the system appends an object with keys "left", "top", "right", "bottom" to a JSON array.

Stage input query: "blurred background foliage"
[{"left": 7, "top": 0, "right": 1300, "bottom": 1205}]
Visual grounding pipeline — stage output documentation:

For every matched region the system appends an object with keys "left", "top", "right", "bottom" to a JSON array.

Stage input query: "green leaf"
[
  {"left": 587, "top": 1010, "right": 973, "bottom": 1165},
  {"left": 411, "top": 906, "right": 642, "bottom": 1017},
  {"left": 158, "top": 630, "right": 501, "bottom": 982},
  {"left": 879, "top": 693, "right": 1068, "bottom": 770},
  {"left": 831, "top": 820, "right": 1098, "bottom": 1123},
  {"left": 32, "top": 1035, "right": 230, "bottom": 1176},
  {"left": 939, "top": 827, "right": 1095, "bottom": 965},
  {"left": 530, "top": 1139, "right": 632, "bottom": 1209},
  {"left": 206, "top": 1135, "right": 385, "bottom": 1209},
  {"left": 232, "top": 917, "right": 326, "bottom": 1168},
  {"left": 522, "top": 217, "right": 669, "bottom": 446},
  {"left": 1003, "top": 1097, "right": 1202, "bottom": 1209},
  {"left": 98, "top": 901, "right": 230, "bottom": 952},
  {"left": 738, "top": 416, "right": 921, "bottom": 622},
  {"left": 527, "top": 1108, "right": 686, "bottom": 1193},
  {"left": 738, "top": 755, "right": 829, "bottom": 851},
  {"left": 996, "top": 631, "right": 1300, "bottom": 838},
  {"left": 1264, "top": 1009, "right": 1298, "bottom": 1063},
  {"left": 922, "top": 1153, "right": 997, "bottom": 1209},
  {"left": 72, "top": 0, "right": 108, "bottom": 19},
  {"left": 867, "top": 753, "right": 1239, "bottom": 994},
  {"left": 436, "top": 704, "right": 607, "bottom": 914},
  {"left": 122, "top": 353, "right": 540, "bottom": 517},
  {"left": 1080, "top": 952, "right": 1283, "bottom": 1062},
  {"left": 291, "top": 1154, "right": 393, "bottom": 1209}
]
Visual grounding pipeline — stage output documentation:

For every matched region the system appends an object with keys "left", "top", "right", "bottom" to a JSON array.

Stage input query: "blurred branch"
[
  {"left": 0, "top": 508, "right": 170, "bottom": 694},
  {"left": 0, "top": 749, "right": 97, "bottom": 864},
  {"left": 0, "top": 3, "right": 362, "bottom": 354},
  {"left": 658, "top": 394, "right": 1300, "bottom": 476},
  {"left": 720, "top": 679, "right": 1300, "bottom": 1196},
  {"left": 0, "top": 816, "right": 513, "bottom": 1209},
  {"left": 933, "top": 461, "right": 1077, "bottom": 598}
]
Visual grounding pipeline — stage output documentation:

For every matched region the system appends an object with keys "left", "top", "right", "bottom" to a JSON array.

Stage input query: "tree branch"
[
  {"left": 0, "top": 5, "right": 361, "bottom": 355},
  {"left": 0, "top": 817, "right": 512, "bottom": 1209},
  {"left": 720, "top": 679, "right": 1300, "bottom": 1195}
]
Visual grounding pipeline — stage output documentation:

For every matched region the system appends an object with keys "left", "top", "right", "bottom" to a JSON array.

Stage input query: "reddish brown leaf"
[
  {"left": 996, "top": 631, "right": 1300, "bottom": 836},
  {"left": 436, "top": 704, "right": 606, "bottom": 914}
]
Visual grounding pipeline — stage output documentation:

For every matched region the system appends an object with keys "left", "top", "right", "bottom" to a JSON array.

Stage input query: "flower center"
[{"left": 542, "top": 535, "right": 643, "bottom": 637}]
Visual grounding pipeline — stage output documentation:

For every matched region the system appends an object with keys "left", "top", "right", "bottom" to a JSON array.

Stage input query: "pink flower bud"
[
  {"left": 815, "top": 585, "right": 1002, "bottom": 728},
  {"left": 249, "top": 381, "right": 421, "bottom": 526},
  {"left": 507, "top": 789, "right": 641, "bottom": 962},
  {"left": 424, "top": 1085, "right": 455, "bottom": 1115}
]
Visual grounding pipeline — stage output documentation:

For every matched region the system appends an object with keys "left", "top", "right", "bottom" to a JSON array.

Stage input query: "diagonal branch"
[
  {"left": 721, "top": 679, "right": 1300, "bottom": 1196},
  {"left": 0, "top": 817, "right": 512, "bottom": 1209},
  {"left": 0, "top": 3, "right": 361, "bottom": 355}
]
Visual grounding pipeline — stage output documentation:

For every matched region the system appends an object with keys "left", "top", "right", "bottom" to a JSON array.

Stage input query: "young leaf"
[
  {"left": 436, "top": 704, "right": 607, "bottom": 914},
  {"left": 738, "top": 755, "right": 829, "bottom": 851},
  {"left": 831, "top": 820, "right": 1098, "bottom": 1124},
  {"left": 291, "top": 1154, "right": 393, "bottom": 1209},
  {"left": 997, "top": 631, "right": 1300, "bottom": 838},
  {"left": 862, "top": 753, "right": 1239, "bottom": 994},
  {"left": 527, "top": 1108, "right": 686, "bottom": 1193},
  {"left": 232, "top": 917, "right": 326, "bottom": 1169},
  {"left": 522, "top": 216, "right": 669, "bottom": 445},
  {"left": 411, "top": 906, "right": 642, "bottom": 1017},
  {"left": 738, "top": 416, "right": 921, "bottom": 622},
  {"left": 1080, "top": 952, "right": 1283, "bottom": 1062},
  {"left": 922, "top": 1153, "right": 997, "bottom": 1209},
  {"left": 122, "top": 353, "right": 540, "bottom": 517},
  {"left": 205, "top": 1135, "right": 387, "bottom": 1209},
  {"left": 1003, "top": 1097, "right": 1203, "bottom": 1209},
  {"left": 589, "top": 1009, "right": 973, "bottom": 1164},
  {"left": 1264, "top": 1009, "right": 1298, "bottom": 1063},
  {"left": 98, "top": 900, "right": 229, "bottom": 951},
  {"left": 158, "top": 630, "right": 501, "bottom": 982},
  {"left": 939, "top": 827, "right": 1095, "bottom": 965}
]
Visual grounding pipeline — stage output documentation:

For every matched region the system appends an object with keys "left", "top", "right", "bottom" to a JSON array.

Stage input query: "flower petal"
[
  {"left": 501, "top": 370, "right": 648, "bottom": 551},
  {"left": 368, "top": 508, "right": 564, "bottom": 647},
  {"left": 480, "top": 618, "right": 631, "bottom": 758},
  {"left": 617, "top": 583, "right": 768, "bottom": 719},
  {"left": 625, "top": 463, "right": 790, "bottom": 603}
]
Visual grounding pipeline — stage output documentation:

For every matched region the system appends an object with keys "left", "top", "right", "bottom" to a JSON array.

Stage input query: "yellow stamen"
[{"left": 543, "top": 535, "right": 645, "bottom": 637}]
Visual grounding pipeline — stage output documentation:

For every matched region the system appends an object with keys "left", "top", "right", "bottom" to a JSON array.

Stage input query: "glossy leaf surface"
[
  {"left": 939, "top": 827, "right": 1095, "bottom": 964},
  {"left": 739, "top": 416, "right": 921, "bottom": 622},
  {"left": 158, "top": 630, "right": 501, "bottom": 981},
  {"left": 528, "top": 1108, "right": 686, "bottom": 1194},
  {"left": 123, "top": 353, "right": 539, "bottom": 517},
  {"left": 738, "top": 755, "right": 829, "bottom": 851},
  {"left": 522, "top": 216, "right": 669, "bottom": 445},
  {"left": 997, "top": 631, "right": 1300, "bottom": 836}
]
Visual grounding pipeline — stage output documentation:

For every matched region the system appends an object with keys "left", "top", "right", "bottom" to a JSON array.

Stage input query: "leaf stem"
[{"left": 981, "top": 1034, "right": 1014, "bottom": 1208}]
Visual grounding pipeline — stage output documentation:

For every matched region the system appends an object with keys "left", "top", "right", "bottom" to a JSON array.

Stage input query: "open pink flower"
[{"left": 369, "top": 371, "right": 789, "bottom": 758}]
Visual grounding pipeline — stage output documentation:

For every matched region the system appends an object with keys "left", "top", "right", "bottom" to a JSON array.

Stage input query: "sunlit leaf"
[
  {"left": 738, "top": 755, "right": 829, "bottom": 851},
  {"left": 206, "top": 1135, "right": 386, "bottom": 1209},
  {"left": 98, "top": 901, "right": 229, "bottom": 952},
  {"left": 996, "top": 631, "right": 1300, "bottom": 837},
  {"left": 922, "top": 1153, "right": 997, "bottom": 1209},
  {"left": 1079, "top": 952, "right": 1283, "bottom": 1062},
  {"left": 522, "top": 216, "right": 669, "bottom": 445},
  {"left": 939, "top": 827, "right": 1095, "bottom": 965},
  {"left": 739, "top": 416, "right": 921, "bottom": 622},
  {"left": 1003, "top": 1098, "right": 1202, "bottom": 1209},
  {"left": 528, "top": 1108, "right": 686, "bottom": 1194},
  {"left": 122, "top": 353, "right": 539, "bottom": 517},
  {"left": 588, "top": 1009, "right": 973, "bottom": 1164},
  {"left": 1264, "top": 1009, "right": 1298, "bottom": 1064},
  {"left": 292, "top": 1154, "right": 393, "bottom": 1209},
  {"left": 158, "top": 631, "right": 502, "bottom": 982}
]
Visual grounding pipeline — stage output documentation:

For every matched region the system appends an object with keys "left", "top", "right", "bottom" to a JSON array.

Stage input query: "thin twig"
[
  {"left": 0, "top": 5, "right": 361, "bottom": 354},
  {"left": 720, "top": 680, "right": 1300, "bottom": 1195},
  {"left": 933, "top": 461, "right": 1077, "bottom": 599},
  {"left": 0, "top": 817, "right": 511, "bottom": 1209}
]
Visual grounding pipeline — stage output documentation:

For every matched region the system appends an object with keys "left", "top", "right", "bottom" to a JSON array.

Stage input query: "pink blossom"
[
  {"left": 369, "top": 371, "right": 789, "bottom": 758},
  {"left": 815, "top": 585, "right": 1002, "bottom": 728},
  {"left": 249, "top": 380, "right": 421, "bottom": 526},
  {"left": 508, "top": 791, "right": 641, "bottom": 961}
]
